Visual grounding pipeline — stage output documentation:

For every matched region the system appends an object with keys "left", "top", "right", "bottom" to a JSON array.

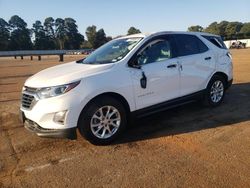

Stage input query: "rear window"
[
  {"left": 174, "top": 34, "right": 208, "bottom": 56},
  {"left": 202, "top": 35, "right": 227, "bottom": 49}
]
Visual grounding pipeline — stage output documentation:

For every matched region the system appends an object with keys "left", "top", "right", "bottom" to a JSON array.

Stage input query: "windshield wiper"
[
  {"left": 76, "top": 59, "right": 113, "bottom": 65},
  {"left": 76, "top": 58, "right": 85, "bottom": 63}
]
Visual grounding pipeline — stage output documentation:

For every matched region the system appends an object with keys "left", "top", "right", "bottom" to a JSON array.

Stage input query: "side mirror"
[{"left": 128, "top": 54, "right": 141, "bottom": 69}]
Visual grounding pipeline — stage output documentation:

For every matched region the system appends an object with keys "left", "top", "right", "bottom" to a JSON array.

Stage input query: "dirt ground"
[{"left": 0, "top": 51, "right": 249, "bottom": 188}]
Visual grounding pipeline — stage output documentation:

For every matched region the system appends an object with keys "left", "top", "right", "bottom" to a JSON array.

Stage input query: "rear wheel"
[
  {"left": 203, "top": 75, "right": 226, "bottom": 107},
  {"left": 78, "top": 96, "right": 127, "bottom": 145}
]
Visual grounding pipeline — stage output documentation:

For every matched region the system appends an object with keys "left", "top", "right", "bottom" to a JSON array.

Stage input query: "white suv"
[{"left": 20, "top": 31, "right": 233, "bottom": 145}]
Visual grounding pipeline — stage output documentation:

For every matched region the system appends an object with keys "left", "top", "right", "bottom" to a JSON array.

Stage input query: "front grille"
[
  {"left": 22, "top": 93, "right": 35, "bottom": 109},
  {"left": 21, "top": 86, "right": 38, "bottom": 110}
]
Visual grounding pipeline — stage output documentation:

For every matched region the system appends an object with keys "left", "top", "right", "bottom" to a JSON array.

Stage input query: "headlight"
[{"left": 37, "top": 80, "right": 80, "bottom": 99}]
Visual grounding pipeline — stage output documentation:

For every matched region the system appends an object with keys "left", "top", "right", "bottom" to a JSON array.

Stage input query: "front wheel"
[
  {"left": 203, "top": 75, "right": 226, "bottom": 107},
  {"left": 78, "top": 96, "right": 127, "bottom": 145}
]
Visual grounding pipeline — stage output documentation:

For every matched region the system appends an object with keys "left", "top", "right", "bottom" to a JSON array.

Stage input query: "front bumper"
[{"left": 20, "top": 110, "right": 76, "bottom": 139}]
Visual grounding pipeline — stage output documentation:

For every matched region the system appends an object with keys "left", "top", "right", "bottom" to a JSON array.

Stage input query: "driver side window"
[{"left": 137, "top": 39, "right": 172, "bottom": 65}]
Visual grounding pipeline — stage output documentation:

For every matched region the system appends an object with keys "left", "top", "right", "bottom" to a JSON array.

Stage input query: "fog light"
[{"left": 53, "top": 111, "right": 67, "bottom": 124}]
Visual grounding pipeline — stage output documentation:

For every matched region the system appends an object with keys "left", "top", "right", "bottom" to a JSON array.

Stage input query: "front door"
[{"left": 129, "top": 36, "right": 181, "bottom": 110}]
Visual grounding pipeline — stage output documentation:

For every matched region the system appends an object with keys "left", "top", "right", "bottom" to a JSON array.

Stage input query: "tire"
[
  {"left": 78, "top": 96, "right": 127, "bottom": 145},
  {"left": 203, "top": 75, "right": 226, "bottom": 107}
]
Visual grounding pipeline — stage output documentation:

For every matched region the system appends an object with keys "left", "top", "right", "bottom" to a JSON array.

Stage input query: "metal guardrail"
[
  {"left": 0, "top": 49, "right": 92, "bottom": 57},
  {"left": 0, "top": 49, "right": 93, "bottom": 61}
]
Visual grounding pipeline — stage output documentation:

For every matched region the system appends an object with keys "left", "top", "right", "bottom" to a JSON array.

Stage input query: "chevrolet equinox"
[{"left": 20, "top": 31, "right": 233, "bottom": 145}]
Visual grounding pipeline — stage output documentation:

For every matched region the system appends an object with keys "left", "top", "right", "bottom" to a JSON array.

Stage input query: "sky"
[{"left": 0, "top": 0, "right": 249, "bottom": 37}]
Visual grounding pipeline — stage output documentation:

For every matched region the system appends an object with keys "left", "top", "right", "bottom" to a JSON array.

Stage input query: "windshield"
[{"left": 78, "top": 37, "right": 142, "bottom": 64}]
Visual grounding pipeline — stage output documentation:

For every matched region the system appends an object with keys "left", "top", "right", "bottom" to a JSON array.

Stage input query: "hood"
[{"left": 25, "top": 61, "right": 114, "bottom": 88}]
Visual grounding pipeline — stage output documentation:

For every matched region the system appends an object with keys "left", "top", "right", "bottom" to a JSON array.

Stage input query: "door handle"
[
  {"left": 167, "top": 64, "right": 177, "bottom": 68},
  {"left": 205, "top": 57, "right": 211, "bottom": 60}
]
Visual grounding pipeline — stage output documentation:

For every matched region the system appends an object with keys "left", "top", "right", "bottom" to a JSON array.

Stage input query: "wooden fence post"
[{"left": 59, "top": 54, "right": 64, "bottom": 62}]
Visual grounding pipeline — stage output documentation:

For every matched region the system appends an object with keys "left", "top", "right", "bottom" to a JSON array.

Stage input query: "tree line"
[
  {"left": 188, "top": 21, "right": 250, "bottom": 40},
  {"left": 4, "top": 15, "right": 247, "bottom": 51},
  {"left": 0, "top": 15, "right": 141, "bottom": 51}
]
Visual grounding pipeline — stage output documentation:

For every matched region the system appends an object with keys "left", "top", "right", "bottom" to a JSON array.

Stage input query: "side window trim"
[
  {"left": 214, "top": 38, "right": 224, "bottom": 48},
  {"left": 138, "top": 39, "right": 166, "bottom": 54},
  {"left": 202, "top": 35, "right": 227, "bottom": 49},
  {"left": 128, "top": 34, "right": 177, "bottom": 66}
]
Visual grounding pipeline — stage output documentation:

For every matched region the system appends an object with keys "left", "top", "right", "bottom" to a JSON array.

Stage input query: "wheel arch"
[
  {"left": 207, "top": 71, "right": 228, "bottom": 88},
  {"left": 213, "top": 72, "right": 228, "bottom": 81},
  {"left": 77, "top": 92, "right": 131, "bottom": 127}
]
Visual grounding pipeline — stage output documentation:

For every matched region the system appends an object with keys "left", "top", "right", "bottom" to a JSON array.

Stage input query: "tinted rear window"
[
  {"left": 197, "top": 38, "right": 209, "bottom": 53},
  {"left": 174, "top": 34, "right": 208, "bottom": 56},
  {"left": 202, "top": 35, "right": 227, "bottom": 49}
]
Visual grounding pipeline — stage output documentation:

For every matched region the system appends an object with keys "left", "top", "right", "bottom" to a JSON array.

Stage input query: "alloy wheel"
[
  {"left": 210, "top": 80, "right": 224, "bottom": 103},
  {"left": 90, "top": 105, "right": 121, "bottom": 139}
]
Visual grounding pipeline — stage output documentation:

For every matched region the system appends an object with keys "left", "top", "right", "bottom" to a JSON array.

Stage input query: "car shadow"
[{"left": 114, "top": 82, "right": 250, "bottom": 144}]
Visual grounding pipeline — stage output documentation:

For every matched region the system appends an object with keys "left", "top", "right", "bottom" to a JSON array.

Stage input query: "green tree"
[
  {"left": 44, "top": 17, "right": 56, "bottom": 49},
  {"left": 44, "top": 17, "right": 55, "bottom": 37},
  {"left": 127, "top": 27, "right": 141, "bottom": 35},
  {"left": 188, "top": 25, "right": 203, "bottom": 32},
  {"left": 0, "top": 18, "right": 10, "bottom": 50},
  {"left": 8, "top": 15, "right": 32, "bottom": 50},
  {"left": 95, "top": 29, "right": 107, "bottom": 48},
  {"left": 9, "top": 15, "right": 27, "bottom": 29},
  {"left": 32, "top": 20, "right": 48, "bottom": 49},
  {"left": 81, "top": 40, "right": 92, "bottom": 49},
  {"left": 55, "top": 18, "right": 67, "bottom": 49},
  {"left": 64, "top": 18, "right": 84, "bottom": 49},
  {"left": 85, "top": 25, "right": 107, "bottom": 49},
  {"left": 86, "top": 25, "right": 97, "bottom": 48},
  {"left": 225, "top": 22, "right": 243, "bottom": 38},
  {"left": 239, "top": 22, "right": 250, "bottom": 35},
  {"left": 217, "top": 21, "right": 229, "bottom": 37},
  {"left": 204, "top": 22, "right": 220, "bottom": 35},
  {"left": 189, "top": 21, "right": 250, "bottom": 39}
]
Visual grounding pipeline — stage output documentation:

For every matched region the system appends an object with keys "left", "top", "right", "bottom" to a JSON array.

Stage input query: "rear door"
[{"left": 173, "top": 34, "right": 215, "bottom": 96}]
